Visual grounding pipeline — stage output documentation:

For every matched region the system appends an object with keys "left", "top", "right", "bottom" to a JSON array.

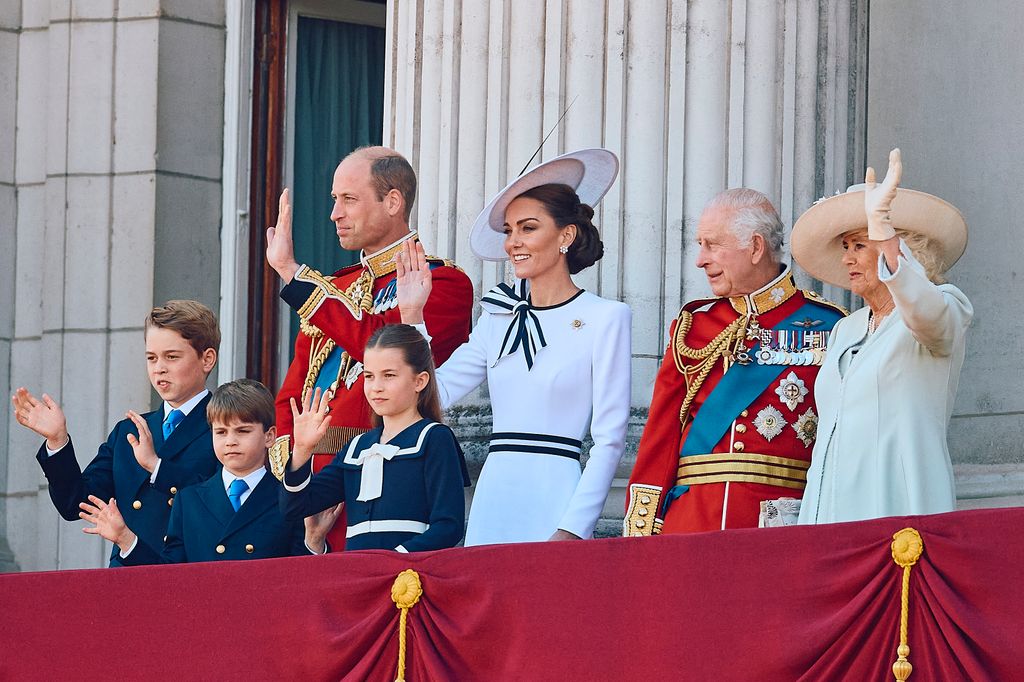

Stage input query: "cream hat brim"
[
  {"left": 791, "top": 185, "right": 968, "bottom": 288},
  {"left": 470, "top": 148, "right": 619, "bottom": 261}
]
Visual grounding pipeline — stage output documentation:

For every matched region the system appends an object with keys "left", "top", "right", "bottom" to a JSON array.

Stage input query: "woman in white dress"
[
  {"left": 791, "top": 148, "right": 973, "bottom": 524},
  {"left": 396, "top": 149, "right": 631, "bottom": 545}
]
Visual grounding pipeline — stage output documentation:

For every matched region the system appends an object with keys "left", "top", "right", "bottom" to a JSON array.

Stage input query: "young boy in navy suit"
[
  {"left": 12, "top": 300, "right": 221, "bottom": 567},
  {"left": 80, "top": 379, "right": 338, "bottom": 563}
]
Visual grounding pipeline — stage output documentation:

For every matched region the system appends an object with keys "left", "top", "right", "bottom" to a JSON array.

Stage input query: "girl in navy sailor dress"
[
  {"left": 397, "top": 173, "right": 632, "bottom": 546},
  {"left": 280, "top": 324, "right": 469, "bottom": 552}
]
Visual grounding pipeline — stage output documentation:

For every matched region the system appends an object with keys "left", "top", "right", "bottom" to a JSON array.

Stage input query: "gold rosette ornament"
[
  {"left": 890, "top": 528, "right": 924, "bottom": 681},
  {"left": 391, "top": 569, "right": 424, "bottom": 682}
]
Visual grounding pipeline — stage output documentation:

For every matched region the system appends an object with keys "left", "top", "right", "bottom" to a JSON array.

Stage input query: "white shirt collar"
[
  {"left": 163, "top": 388, "right": 210, "bottom": 418},
  {"left": 221, "top": 466, "right": 267, "bottom": 500}
]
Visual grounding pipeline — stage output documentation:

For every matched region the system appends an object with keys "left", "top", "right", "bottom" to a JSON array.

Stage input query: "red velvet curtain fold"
[{"left": 3, "top": 508, "right": 1021, "bottom": 680}]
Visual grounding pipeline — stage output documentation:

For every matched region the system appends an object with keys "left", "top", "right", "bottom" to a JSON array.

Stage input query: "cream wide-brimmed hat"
[
  {"left": 791, "top": 184, "right": 968, "bottom": 288},
  {"left": 470, "top": 148, "right": 619, "bottom": 261}
]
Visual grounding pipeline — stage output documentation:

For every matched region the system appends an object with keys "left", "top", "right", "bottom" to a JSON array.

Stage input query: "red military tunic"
[
  {"left": 271, "top": 232, "right": 473, "bottom": 550},
  {"left": 625, "top": 268, "right": 846, "bottom": 535}
]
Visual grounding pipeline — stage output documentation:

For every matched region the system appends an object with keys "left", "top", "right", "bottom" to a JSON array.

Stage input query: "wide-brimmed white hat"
[
  {"left": 791, "top": 184, "right": 968, "bottom": 288},
  {"left": 470, "top": 148, "right": 619, "bottom": 261}
]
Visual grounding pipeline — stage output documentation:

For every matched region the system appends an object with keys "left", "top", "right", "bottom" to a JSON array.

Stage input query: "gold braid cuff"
[
  {"left": 268, "top": 435, "right": 290, "bottom": 481},
  {"left": 623, "top": 484, "right": 663, "bottom": 537},
  {"left": 268, "top": 428, "right": 370, "bottom": 481}
]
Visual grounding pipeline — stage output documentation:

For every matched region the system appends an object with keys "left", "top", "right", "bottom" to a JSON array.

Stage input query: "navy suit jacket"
[
  {"left": 281, "top": 419, "right": 468, "bottom": 552},
  {"left": 35, "top": 394, "right": 218, "bottom": 566},
  {"left": 123, "top": 468, "right": 311, "bottom": 564}
]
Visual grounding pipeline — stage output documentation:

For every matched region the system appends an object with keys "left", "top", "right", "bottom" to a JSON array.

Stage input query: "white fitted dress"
[{"left": 436, "top": 281, "right": 631, "bottom": 545}]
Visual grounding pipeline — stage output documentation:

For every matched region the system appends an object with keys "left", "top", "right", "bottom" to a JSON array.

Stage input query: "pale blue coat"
[{"left": 799, "top": 241, "right": 973, "bottom": 524}]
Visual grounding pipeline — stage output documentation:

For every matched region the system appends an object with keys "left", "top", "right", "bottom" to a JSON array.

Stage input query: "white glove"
[{"left": 864, "top": 147, "right": 902, "bottom": 241}]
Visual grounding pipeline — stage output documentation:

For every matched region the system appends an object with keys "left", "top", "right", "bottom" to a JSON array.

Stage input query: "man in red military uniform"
[
  {"left": 625, "top": 189, "right": 846, "bottom": 536},
  {"left": 266, "top": 146, "right": 473, "bottom": 550}
]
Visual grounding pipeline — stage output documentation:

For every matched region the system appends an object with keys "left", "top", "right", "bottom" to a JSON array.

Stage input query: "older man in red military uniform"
[
  {"left": 266, "top": 146, "right": 473, "bottom": 550},
  {"left": 625, "top": 189, "right": 846, "bottom": 536}
]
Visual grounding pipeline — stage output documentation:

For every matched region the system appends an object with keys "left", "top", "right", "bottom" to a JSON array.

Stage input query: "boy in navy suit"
[
  {"left": 12, "top": 300, "right": 222, "bottom": 567},
  {"left": 79, "top": 379, "right": 337, "bottom": 563}
]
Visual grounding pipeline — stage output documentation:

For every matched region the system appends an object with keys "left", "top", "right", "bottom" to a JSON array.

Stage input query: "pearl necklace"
[{"left": 867, "top": 303, "right": 895, "bottom": 335}]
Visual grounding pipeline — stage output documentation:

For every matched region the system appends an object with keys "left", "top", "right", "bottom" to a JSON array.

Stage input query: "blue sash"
[
  {"left": 680, "top": 301, "right": 842, "bottom": 456},
  {"left": 313, "top": 346, "right": 345, "bottom": 393},
  {"left": 663, "top": 301, "right": 841, "bottom": 512}
]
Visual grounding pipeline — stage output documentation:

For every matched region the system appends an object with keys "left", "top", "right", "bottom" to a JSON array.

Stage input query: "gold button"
[
  {"left": 640, "top": 496, "right": 651, "bottom": 505},
  {"left": 167, "top": 498, "right": 173, "bottom": 506},
  {"left": 163, "top": 536, "right": 168, "bottom": 543},
  {"left": 735, "top": 424, "right": 747, "bottom": 434},
  {"left": 733, "top": 441, "right": 745, "bottom": 452},
  {"left": 635, "top": 519, "right": 645, "bottom": 528},
  {"left": 245, "top": 544, "right": 254, "bottom": 554},
  {"left": 170, "top": 487, "right": 178, "bottom": 495},
  {"left": 215, "top": 545, "right": 226, "bottom": 554},
  {"left": 638, "top": 508, "right": 649, "bottom": 516},
  {"left": 740, "top": 410, "right": 749, "bottom": 418},
  {"left": 132, "top": 500, "right": 142, "bottom": 510}
]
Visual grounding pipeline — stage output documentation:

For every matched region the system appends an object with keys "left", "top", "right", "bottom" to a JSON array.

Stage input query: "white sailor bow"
[
  {"left": 480, "top": 281, "right": 547, "bottom": 370},
  {"left": 352, "top": 442, "right": 401, "bottom": 501}
]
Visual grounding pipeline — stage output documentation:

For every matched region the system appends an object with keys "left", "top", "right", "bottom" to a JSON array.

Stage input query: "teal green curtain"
[{"left": 290, "top": 16, "right": 386, "bottom": 347}]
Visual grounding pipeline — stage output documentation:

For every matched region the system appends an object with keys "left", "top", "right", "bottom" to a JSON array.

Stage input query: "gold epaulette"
[
  {"left": 803, "top": 289, "right": 850, "bottom": 317},
  {"left": 425, "top": 255, "right": 464, "bottom": 273},
  {"left": 623, "top": 484, "right": 663, "bottom": 537}
]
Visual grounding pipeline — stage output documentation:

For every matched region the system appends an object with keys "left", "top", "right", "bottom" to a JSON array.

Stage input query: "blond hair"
[{"left": 895, "top": 229, "right": 946, "bottom": 284}]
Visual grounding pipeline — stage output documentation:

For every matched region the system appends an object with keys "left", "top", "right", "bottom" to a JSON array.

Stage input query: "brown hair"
[
  {"left": 349, "top": 146, "right": 417, "bottom": 222},
  {"left": 206, "top": 378, "right": 275, "bottom": 430},
  {"left": 515, "top": 183, "right": 604, "bottom": 274},
  {"left": 364, "top": 324, "right": 443, "bottom": 427},
  {"left": 144, "top": 300, "right": 221, "bottom": 357}
]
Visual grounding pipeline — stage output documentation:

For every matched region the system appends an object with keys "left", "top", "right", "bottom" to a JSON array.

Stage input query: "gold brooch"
[{"left": 571, "top": 319, "right": 585, "bottom": 329}]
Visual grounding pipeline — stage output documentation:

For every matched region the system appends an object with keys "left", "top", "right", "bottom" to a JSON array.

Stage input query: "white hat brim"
[
  {"left": 470, "top": 148, "right": 619, "bottom": 261},
  {"left": 791, "top": 187, "right": 968, "bottom": 288}
]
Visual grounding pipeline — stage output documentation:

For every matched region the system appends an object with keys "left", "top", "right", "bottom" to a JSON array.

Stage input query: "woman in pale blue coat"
[{"left": 791, "top": 149, "right": 973, "bottom": 524}]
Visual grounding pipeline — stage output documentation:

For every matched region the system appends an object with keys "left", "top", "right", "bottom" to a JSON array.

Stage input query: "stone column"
[
  {"left": 0, "top": 0, "right": 226, "bottom": 571},
  {"left": 383, "top": 0, "right": 869, "bottom": 534}
]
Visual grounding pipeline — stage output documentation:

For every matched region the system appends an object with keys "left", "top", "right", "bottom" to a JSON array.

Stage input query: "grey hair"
[{"left": 706, "top": 188, "right": 785, "bottom": 261}]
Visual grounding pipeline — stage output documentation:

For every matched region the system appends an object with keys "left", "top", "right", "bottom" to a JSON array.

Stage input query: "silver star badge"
[
  {"left": 753, "top": 405, "right": 786, "bottom": 441},
  {"left": 775, "top": 371, "right": 808, "bottom": 411}
]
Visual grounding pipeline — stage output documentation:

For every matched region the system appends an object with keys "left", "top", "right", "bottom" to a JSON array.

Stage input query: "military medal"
[
  {"left": 753, "top": 405, "right": 786, "bottom": 441},
  {"left": 793, "top": 407, "right": 819, "bottom": 447},
  {"left": 775, "top": 371, "right": 808, "bottom": 411}
]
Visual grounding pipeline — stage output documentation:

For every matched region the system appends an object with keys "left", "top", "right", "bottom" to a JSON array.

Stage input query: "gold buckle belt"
[
  {"left": 676, "top": 452, "right": 810, "bottom": 491},
  {"left": 314, "top": 426, "right": 370, "bottom": 455}
]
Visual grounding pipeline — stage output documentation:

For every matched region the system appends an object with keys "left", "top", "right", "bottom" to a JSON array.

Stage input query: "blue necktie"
[
  {"left": 163, "top": 409, "right": 184, "bottom": 440},
  {"left": 227, "top": 478, "right": 248, "bottom": 512}
]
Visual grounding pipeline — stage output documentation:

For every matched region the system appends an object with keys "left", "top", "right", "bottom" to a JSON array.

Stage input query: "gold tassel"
[
  {"left": 890, "top": 528, "right": 924, "bottom": 681},
  {"left": 392, "top": 569, "right": 423, "bottom": 682}
]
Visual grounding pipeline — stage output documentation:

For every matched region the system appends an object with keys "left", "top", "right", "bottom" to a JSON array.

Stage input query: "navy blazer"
[
  {"left": 281, "top": 419, "right": 469, "bottom": 552},
  {"left": 123, "top": 468, "right": 310, "bottom": 564},
  {"left": 35, "top": 394, "right": 218, "bottom": 566}
]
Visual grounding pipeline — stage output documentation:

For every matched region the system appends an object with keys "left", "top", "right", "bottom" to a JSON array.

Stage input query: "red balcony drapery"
[{"left": 3, "top": 508, "right": 1022, "bottom": 680}]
